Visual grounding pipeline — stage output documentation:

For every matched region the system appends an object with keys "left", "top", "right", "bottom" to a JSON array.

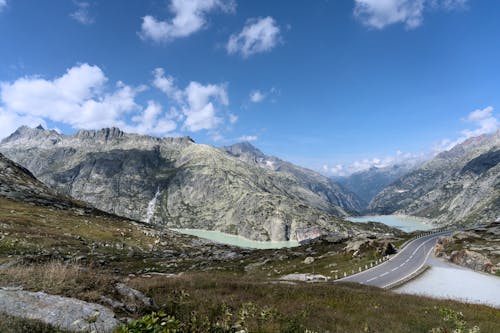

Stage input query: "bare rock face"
[
  {"left": 450, "top": 250, "right": 496, "bottom": 274},
  {"left": 434, "top": 224, "right": 500, "bottom": 274},
  {"left": 336, "top": 162, "right": 421, "bottom": 209},
  {"left": 0, "top": 288, "right": 119, "bottom": 332},
  {"left": 0, "top": 126, "right": 372, "bottom": 242},
  {"left": 222, "top": 142, "right": 364, "bottom": 214},
  {"left": 368, "top": 130, "right": 500, "bottom": 227},
  {"left": 0, "top": 152, "right": 77, "bottom": 208}
]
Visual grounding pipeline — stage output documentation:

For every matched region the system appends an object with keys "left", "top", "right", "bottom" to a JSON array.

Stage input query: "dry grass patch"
[
  {"left": 0, "top": 261, "right": 116, "bottom": 303},
  {"left": 125, "top": 273, "right": 500, "bottom": 333}
]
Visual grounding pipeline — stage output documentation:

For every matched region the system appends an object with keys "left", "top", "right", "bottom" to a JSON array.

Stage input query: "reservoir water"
[
  {"left": 348, "top": 215, "right": 434, "bottom": 232},
  {"left": 171, "top": 228, "right": 299, "bottom": 249},
  {"left": 174, "top": 215, "right": 433, "bottom": 249}
]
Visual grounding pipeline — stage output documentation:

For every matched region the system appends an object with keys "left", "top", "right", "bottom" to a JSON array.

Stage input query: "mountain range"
[
  {"left": 368, "top": 130, "right": 500, "bottom": 225},
  {"left": 336, "top": 162, "right": 420, "bottom": 209},
  {"left": 0, "top": 126, "right": 367, "bottom": 242}
]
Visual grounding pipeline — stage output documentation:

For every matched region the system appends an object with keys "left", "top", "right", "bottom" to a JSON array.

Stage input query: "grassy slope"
[{"left": 0, "top": 197, "right": 499, "bottom": 332}]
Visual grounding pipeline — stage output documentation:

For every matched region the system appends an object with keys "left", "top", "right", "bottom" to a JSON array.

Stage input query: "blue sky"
[{"left": 0, "top": 0, "right": 499, "bottom": 175}]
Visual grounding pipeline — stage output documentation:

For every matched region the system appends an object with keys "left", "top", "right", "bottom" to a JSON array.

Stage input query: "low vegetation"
[{"left": 0, "top": 195, "right": 498, "bottom": 332}]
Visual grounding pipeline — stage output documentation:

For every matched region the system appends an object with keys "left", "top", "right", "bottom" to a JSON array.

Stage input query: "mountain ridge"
[
  {"left": 368, "top": 130, "right": 500, "bottom": 225},
  {"left": 0, "top": 126, "right": 368, "bottom": 242}
]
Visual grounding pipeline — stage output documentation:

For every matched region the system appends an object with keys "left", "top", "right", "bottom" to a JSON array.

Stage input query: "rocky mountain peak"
[
  {"left": 1, "top": 125, "right": 62, "bottom": 147},
  {"left": 223, "top": 142, "right": 265, "bottom": 158},
  {"left": 74, "top": 127, "right": 125, "bottom": 141}
]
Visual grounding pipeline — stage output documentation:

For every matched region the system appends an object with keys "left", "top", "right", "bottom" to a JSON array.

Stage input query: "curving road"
[{"left": 338, "top": 230, "right": 453, "bottom": 288}]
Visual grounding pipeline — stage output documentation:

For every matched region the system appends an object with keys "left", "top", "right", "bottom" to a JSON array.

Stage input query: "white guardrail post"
[{"left": 336, "top": 227, "right": 455, "bottom": 280}]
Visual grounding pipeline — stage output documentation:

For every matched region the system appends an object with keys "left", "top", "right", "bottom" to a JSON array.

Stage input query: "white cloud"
[
  {"left": 462, "top": 106, "right": 499, "bottom": 137},
  {"left": 324, "top": 106, "right": 498, "bottom": 176},
  {"left": 227, "top": 17, "right": 281, "bottom": 57},
  {"left": 152, "top": 68, "right": 183, "bottom": 103},
  {"left": 0, "top": 64, "right": 177, "bottom": 139},
  {"left": 353, "top": 0, "right": 467, "bottom": 30},
  {"left": 126, "top": 101, "right": 177, "bottom": 135},
  {"left": 434, "top": 106, "right": 499, "bottom": 152},
  {"left": 237, "top": 135, "right": 257, "bottom": 142},
  {"left": 183, "top": 81, "right": 228, "bottom": 131},
  {"left": 323, "top": 150, "right": 426, "bottom": 177},
  {"left": 249, "top": 90, "right": 265, "bottom": 103},
  {"left": 140, "top": 0, "right": 234, "bottom": 43},
  {"left": 0, "top": 0, "right": 7, "bottom": 12},
  {"left": 0, "top": 107, "right": 45, "bottom": 139},
  {"left": 228, "top": 113, "right": 238, "bottom": 124},
  {"left": 152, "top": 67, "right": 229, "bottom": 132},
  {"left": 70, "top": 1, "right": 95, "bottom": 25}
]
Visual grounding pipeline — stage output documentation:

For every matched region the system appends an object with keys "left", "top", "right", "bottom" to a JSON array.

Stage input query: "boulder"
[
  {"left": 280, "top": 273, "right": 329, "bottom": 282},
  {"left": 303, "top": 257, "right": 315, "bottom": 264},
  {"left": 450, "top": 250, "right": 496, "bottom": 274},
  {"left": 0, "top": 288, "right": 119, "bottom": 332}
]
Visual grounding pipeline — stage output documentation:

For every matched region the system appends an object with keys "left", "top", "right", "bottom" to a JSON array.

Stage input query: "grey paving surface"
[{"left": 338, "top": 231, "right": 452, "bottom": 288}]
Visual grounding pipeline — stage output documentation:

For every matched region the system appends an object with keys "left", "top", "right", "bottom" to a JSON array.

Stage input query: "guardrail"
[{"left": 333, "top": 227, "right": 454, "bottom": 281}]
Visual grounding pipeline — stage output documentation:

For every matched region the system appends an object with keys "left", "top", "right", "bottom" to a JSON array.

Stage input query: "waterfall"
[{"left": 145, "top": 187, "right": 160, "bottom": 223}]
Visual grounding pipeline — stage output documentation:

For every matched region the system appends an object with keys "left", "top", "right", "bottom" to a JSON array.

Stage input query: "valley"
[{"left": 0, "top": 127, "right": 499, "bottom": 332}]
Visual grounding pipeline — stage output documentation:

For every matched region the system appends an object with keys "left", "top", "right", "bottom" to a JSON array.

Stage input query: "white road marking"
[
  {"left": 399, "top": 263, "right": 405, "bottom": 267},
  {"left": 381, "top": 233, "right": 447, "bottom": 289},
  {"left": 391, "top": 267, "right": 398, "bottom": 272},
  {"left": 379, "top": 272, "right": 389, "bottom": 277},
  {"left": 366, "top": 277, "right": 377, "bottom": 282}
]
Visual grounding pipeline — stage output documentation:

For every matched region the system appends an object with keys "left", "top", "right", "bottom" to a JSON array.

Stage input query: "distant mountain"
[
  {"left": 222, "top": 142, "right": 364, "bottom": 214},
  {"left": 368, "top": 131, "right": 500, "bottom": 226},
  {"left": 0, "top": 126, "right": 371, "bottom": 242},
  {"left": 336, "top": 163, "right": 419, "bottom": 209}
]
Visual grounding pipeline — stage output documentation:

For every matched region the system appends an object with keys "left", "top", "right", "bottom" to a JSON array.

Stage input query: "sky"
[{"left": 0, "top": 0, "right": 499, "bottom": 176}]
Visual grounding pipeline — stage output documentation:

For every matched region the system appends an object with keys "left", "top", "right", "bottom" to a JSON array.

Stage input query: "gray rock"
[
  {"left": 303, "top": 256, "right": 315, "bottom": 264},
  {"left": 115, "top": 283, "right": 154, "bottom": 308},
  {"left": 0, "top": 288, "right": 119, "bottom": 332},
  {"left": 0, "top": 126, "right": 382, "bottom": 242},
  {"left": 368, "top": 130, "right": 500, "bottom": 227},
  {"left": 280, "top": 273, "right": 329, "bottom": 282},
  {"left": 450, "top": 250, "right": 496, "bottom": 274}
]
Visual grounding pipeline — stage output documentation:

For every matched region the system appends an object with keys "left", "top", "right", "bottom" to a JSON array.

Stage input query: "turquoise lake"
[{"left": 348, "top": 215, "right": 434, "bottom": 232}]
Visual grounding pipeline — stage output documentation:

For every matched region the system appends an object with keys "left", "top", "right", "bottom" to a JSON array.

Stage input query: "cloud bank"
[
  {"left": 324, "top": 106, "right": 499, "bottom": 177},
  {"left": 0, "top": 64, "right": 233, "bottom": 139}
]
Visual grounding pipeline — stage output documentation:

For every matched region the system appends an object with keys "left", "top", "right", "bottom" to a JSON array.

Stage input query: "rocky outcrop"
[
  {"left": 0, "top": 152, "right": 78, "bottom": 208},
  {"left": 449, "top": 250, "right": 496, "bottom": 274},
  {"left": 0, "top": 126, "right": 374, "bottom": 242},
  {"left": 223, "top": 142, "right": 364, "bottom": 214},
  {"left": 434, "top": 223, "right": 500, "bottom": 275},
  {"left": 0, "top": 287, "right": 119, "bottom": 332},
  {"left": 343, "top": 238, "right": 397, "bottom": 257},
  {"left": 368, "top": 131, "right": 500, "bottom": 226},
  {"left": 279, "top": 273, "right": 330, "bottom": 282}
]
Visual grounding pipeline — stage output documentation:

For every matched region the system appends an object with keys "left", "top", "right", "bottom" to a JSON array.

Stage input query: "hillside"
[
  {"left": 368, "top": 131, "right": 500, "bottom": 225},
  {"left": 336, "top": 163, "right": 419, "bottom": 208},
  {"left": 1, "top": 126, "right": 366, "bottom": 242},
  {"left": 223, "top": 142, "right": 363, "bottom": 213}
]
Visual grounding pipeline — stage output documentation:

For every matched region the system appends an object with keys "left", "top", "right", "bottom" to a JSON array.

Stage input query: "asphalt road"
[{"left": 338, "top": 230, "right": 453, "bottom": 288}]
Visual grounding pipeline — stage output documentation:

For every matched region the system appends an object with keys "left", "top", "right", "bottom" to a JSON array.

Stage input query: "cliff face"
[
  {"left": 222, "top": 142, "right": 364, "bottom": 215},
  {"left": 336, "top": 163, "right": 419, "bottom": 209},
  {"left": 0, "top": 152, "right": 77, "bottom": 208},
  {"left": 368, "top": 131, "right": 500, "bottom": 226},
  {"left": 0, "top": 126, "right": 369, "bottom": 241}
]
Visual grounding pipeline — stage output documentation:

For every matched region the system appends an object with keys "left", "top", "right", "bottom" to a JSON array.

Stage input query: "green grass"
[{"left": 122, "top": 273, "right": 500, "bottom": 333}]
